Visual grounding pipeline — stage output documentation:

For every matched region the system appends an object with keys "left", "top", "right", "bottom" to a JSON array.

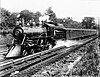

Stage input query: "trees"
[
  {"left": 56, "top": 18, "right": 63, "bottom": 24},
  {"left": 20, "top": 10, "right": 33, "bottom": 25},
  {"left": 71, "top": 21, "right": 82, "bottom": 29},
  {"left": 81, "top": 17, "right": 96, "bottom": 29},
  {"left": 0, "top": 8, "right": 42, "bottom": 28},
  {"left": 0, "top": 8, "right": 19, "bottom": 28},
  {"left": 56, "top": 17, "right": 82, "bottom": 28},
  {"left": 63, "top": 17, "right": 73, "bottom": 28},
  {"left": 19, "top": 10, "right": 42, "bottom": 25},
  {"left": 0, "top": 7, "right": 96, "bottom": 29},
  {"left": 45, "top": 7, "right": 57, "bottom": 23},
  {"left": 8, "top": 12, "right": 18, "bottom": 27},
  {"left": 0, "top": 8, "right": 11, "bottom": 27},
  {"left": 34, "top": 11, "right": 42, "bottom": 23}
]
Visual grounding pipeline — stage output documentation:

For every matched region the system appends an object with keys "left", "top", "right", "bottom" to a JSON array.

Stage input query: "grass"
[
  {"left": 0, "top": 34, "right": 13, "bottom": 45},
  {"left": 0, "top": 34, "right": 13, "bottom": 53}
]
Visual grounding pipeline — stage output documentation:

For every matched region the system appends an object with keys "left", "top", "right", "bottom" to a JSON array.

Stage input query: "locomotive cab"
[{"left": 43, "top": 22, "right": 56, "bottom": 37}]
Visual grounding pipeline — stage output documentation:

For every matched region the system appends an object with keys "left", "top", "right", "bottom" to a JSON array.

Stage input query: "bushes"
[
  {"left": 0, "top": 33, "right": 13, "bottom": 45},
  {"left": 71, "top": 41, "right": 99, "bottom": 76}
]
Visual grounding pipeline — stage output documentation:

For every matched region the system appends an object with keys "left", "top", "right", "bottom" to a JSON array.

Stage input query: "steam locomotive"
[
  {"left": 5, "top": 21, "right": 96, "bottom": 59},
  {"left": 6, "top": 22, "right": 60, "bottom": 58}
]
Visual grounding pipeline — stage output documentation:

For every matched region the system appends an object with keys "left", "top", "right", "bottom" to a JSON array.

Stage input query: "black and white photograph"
[{"left": 0, "top": 0, "right": 100, "bottom": 77}]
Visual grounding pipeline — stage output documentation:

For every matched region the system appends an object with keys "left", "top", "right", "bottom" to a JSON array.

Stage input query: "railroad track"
[
  {"left": 32, "top": 51, "right": 84, "bottom": 77},
  {"left": 0, "top": 35, "right": 97, "bottom": 77}
]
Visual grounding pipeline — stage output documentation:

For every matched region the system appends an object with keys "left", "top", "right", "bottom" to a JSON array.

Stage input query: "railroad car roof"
[
  {"left": 45, "top": 23, "right": 55, "bottom": 27},
  {"left": 45, "top": 23, "right": 65, "bottom": 28},
  {"left": 45, "top": 23, "right": 96, "bottom": 31},
  {"left": 62, "top": 28, "right": 97, "bottom": 31}
]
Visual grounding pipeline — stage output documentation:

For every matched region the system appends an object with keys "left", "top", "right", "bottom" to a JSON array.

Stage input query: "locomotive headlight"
[
  {"left": 15, "top": 29, "right": 22, "bottom": 36},
  {"left": 13, "top": 27, "right": 24, "bottom": 39}
]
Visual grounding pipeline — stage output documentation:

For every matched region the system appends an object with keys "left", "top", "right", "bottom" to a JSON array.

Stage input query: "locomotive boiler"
[{"left": 6, "top": 23, "right": 56, "bottom": 58}]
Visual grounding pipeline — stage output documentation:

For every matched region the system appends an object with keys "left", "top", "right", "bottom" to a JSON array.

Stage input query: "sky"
[{"left": 1, "top": 0, "right": 100, "bottom": 22}]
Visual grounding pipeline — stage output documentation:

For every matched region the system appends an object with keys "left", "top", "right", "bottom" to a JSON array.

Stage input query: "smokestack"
[
  {"left": 96, "top": 17, "right": 100, "bottom": 54},
  {"left": 39, "top": 15, "right": 50, "bottom": 22}
]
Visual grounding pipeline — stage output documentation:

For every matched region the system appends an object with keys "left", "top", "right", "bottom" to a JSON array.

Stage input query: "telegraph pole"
[{"left": 97, "top": 17, "right": 100, "bottom": 55}]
